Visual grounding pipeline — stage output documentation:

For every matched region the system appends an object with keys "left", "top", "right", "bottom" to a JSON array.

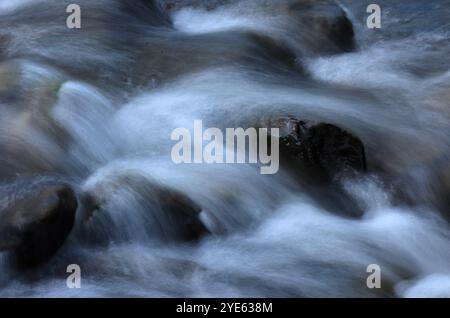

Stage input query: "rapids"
[{"left": 0, "top": 0, "right": 449, "bottom": 297}]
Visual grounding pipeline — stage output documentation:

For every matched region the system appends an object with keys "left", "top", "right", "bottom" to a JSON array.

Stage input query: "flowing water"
[{"left": 0, "top": 0, "right": 450, "bottom": 297}]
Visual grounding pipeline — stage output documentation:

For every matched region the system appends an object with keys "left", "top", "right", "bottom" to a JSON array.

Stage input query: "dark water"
[{"left": 0, "top": 0, "right": 450, "bottom": 297}]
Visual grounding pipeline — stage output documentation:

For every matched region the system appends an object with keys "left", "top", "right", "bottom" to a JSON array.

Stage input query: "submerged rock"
[
  {"left": 288, "top": 0, "right": 355, "bottom": 54},
  {"left": 80, "top": 174, "right": 209, "bottom": 243},
  {"left": 0, "top": 178, "right": 78, "bottom": 268},
  {"left": 151, "top": 184, "right": 209, "bottom": 241}
]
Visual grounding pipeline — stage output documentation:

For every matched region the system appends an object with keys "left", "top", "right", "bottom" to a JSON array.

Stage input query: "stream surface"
[{"left": 0, "top": 0, "right": 449, "bottom": 297}]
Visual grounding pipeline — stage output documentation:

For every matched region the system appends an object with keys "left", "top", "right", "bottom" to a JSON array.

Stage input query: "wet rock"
[
  {"left": 288, "top": 0, "right": 355, "bottom": 54},
  {"left": 135, "top": 29, "right": 301, "bottom": 89},
  {"left": 0, "top": 178, "right": 78, "bottom": 268},
  {"left": 262, "top": 116, "right": 367, "bottom": 178},
  {"left": 0, "top": 33, "right": 8, "bottom": 58},
  {"left": 80, "top": 174, "right": 209, "bottom": 243}
]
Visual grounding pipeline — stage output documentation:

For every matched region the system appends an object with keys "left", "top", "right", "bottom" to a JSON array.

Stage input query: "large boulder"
[{"left": 0, "top": 178, "right": 78, "bottom": 268}]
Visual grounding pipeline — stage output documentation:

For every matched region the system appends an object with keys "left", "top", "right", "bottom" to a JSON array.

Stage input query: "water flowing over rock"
[
  {"left": 160, "top": 0, "right": 355, "bottom": 55},
  {"left": 261, "top": 116, "right": 367, "bottom": 179},
  {"left": 79, "top": 174, "right": 210, "bottom": 244},
  {"left": 0, "top": 0, "right": 450, "bottom": 298}
]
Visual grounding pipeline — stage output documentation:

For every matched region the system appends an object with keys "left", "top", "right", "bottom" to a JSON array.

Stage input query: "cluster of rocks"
[
  {"left": 0, "top": 114, "right": 367, "bottom": 269},
  {"left": 0, "top": 0, "right": 366, "bottom": 269}
]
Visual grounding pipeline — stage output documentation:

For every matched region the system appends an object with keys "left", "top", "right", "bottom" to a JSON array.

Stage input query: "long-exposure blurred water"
[{"left": 0, "top": 0, "right": 450, "bottom": 297}]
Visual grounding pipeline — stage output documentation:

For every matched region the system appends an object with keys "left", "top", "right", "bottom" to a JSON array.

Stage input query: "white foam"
[{"left": 399, "top": 275, "right": 450, "bottom": 298}]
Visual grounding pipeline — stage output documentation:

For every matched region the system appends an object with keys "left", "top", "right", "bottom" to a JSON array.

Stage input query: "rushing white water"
[{"left": 0, "top": 0, "right": 449, "bottom": 297}]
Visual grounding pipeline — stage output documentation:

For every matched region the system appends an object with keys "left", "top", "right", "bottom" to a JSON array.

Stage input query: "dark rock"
[
  {"left": 80, "top": 174, "right": 209, "bottom": 243},
  {"left": 159, "top": 0, "right": 355, "bottom": 55},
  {"left": 0, "top": 178, "right": 78, "bottom": 268},
  {"left": 0, "top": 33, "right": 9, "bottom": 60},
  {"left": 262, "top": 116, "right": 367, "bottom": 178},
  {"left": 327, "top": 14, "right": 355, "bottom": 53}
]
